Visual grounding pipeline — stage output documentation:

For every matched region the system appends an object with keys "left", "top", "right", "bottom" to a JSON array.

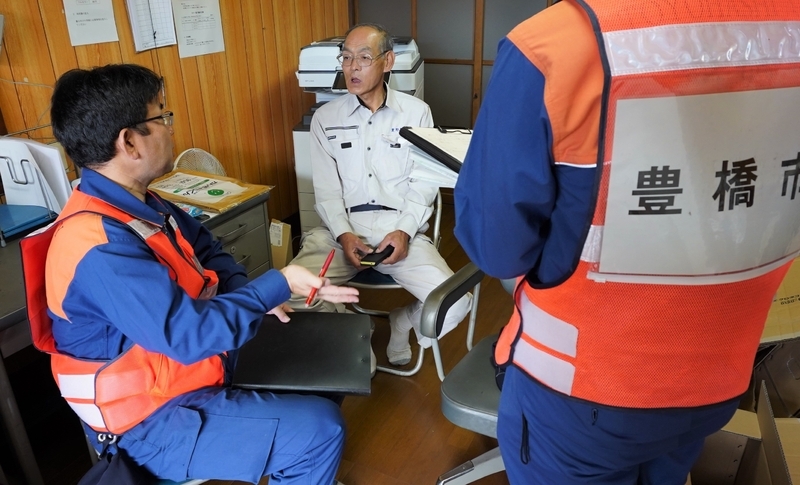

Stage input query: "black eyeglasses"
[
  {"left": 336, "top": 51, "right": 389, "bottom": 67},
  {"left": 129, "top": 111, "right": 174, "bottom": 128}
]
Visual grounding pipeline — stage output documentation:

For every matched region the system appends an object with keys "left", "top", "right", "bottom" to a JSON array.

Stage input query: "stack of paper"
[
  {"left": 400, "top": 126, "right": 472, "bottom": 189},
  {"left": 409, "top": 146, "right": 458, "bottom": 188}
]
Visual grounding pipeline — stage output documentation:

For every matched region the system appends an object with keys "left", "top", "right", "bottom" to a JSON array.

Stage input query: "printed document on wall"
[
  {"left": 63, "top": 0, "right": 119, "bottom": 46},
  {"left": 125, "top": 0, "right": 177, "bottom": 51},
  {"left": 172, "top": 0, "right": 225, "bottom": 58}
]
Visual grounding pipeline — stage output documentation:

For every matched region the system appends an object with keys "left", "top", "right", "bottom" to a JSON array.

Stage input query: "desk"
[{"left": 0, "top": 190, "right": 270, "bottom": 485}]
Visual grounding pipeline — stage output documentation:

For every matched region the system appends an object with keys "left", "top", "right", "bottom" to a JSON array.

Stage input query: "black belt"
[{"left": 348, "top": 204, "right": 395, "bottom": 213}]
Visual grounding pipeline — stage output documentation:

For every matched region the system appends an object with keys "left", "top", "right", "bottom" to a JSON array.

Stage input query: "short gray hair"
[{"left": 343, "top": 23, "right": 393, "bottom": 54}]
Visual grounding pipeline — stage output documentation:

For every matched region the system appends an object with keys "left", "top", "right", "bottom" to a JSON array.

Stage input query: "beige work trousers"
[{"left": 287, "top": 210, "right": 471, "bottom": 348}]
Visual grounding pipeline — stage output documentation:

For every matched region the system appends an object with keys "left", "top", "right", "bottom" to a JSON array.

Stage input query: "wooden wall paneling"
[
  {"left": 74, "top": 43, "right": 123, "bottom": 71},
  {"left": 271, "top": 1, "right": 305, "bottom": 220},
  {"left": 219, "top": 1, "right": 260, "bottom": 183},
  {"left": 37, "top": 0, "right": 79, "bottom": 78},
  {"left": 196, "top": 54, "right": 241, "bottom": 180},
  {"left": 337, "top": 2, "right": 350, "bottom": 34},
  {"left": 240, "top": 2, "right": 276, "bottom": 189},
  {"left": 176, "top": 57, "right": 211, "bottom": 155},
  {"left": 259, "top": 3, "right": 292, "bottom": 220},
  {"left": 295, "top": 0, "right": 316, "bottom": 116},
  {"left": 321, "top": 0, "right": 337, "bottom": 37},
  {"left": 311, "top": 0, "right": 328, "bottom": 43},
  {"left": 155, "top": 48, "right": 195, "bottom": 155},
  {"left": 0, "top": 47, "right": 26, "bottom": 136},
  {"left": 1, "top": 0, "right": 58, "bottom": 141}
]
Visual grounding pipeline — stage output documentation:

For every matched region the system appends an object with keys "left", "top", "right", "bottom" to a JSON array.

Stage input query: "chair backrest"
[
  {"left": 0, "top": 139, "right": 60, "bottom": 212},
  {"left": 419, "top": 263, "right": 505, "bottom": 484},
  {"left": 418, "top": 262, "right": 485, "bottom": 381},
  {"left": 173, "top": 148, "right": 227, "bottom": 176}
]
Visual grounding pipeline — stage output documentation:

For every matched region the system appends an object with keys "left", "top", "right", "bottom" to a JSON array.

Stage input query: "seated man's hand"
[
  {"left": 279, "top": 265, "right": 359, "bottom": 303},
  {"left": 337, "top": 232, "right": 373, "bottom": 269},
  {"left": 376, "top": 230, "right": 410, "bottom": 265}
]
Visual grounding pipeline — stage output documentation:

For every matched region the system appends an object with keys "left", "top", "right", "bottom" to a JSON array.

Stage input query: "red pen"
[{"left": 305, "top": 249, "right": 336, "bottom": 307}]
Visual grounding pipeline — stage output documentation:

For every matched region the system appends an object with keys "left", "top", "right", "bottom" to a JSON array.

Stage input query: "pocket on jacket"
[{"left": 185, "top": 410, "right": 279, "bottom": 483}]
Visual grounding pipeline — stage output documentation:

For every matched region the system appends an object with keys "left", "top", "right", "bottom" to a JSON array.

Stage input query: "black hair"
[
  {"left": 50, "top": 64, "right": 163, "bottom": 168},
  {"left": 343, "top": 23, "right": 394, "bottom": 54}
]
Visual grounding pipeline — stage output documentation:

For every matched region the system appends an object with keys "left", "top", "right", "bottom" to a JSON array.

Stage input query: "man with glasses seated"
[
  {"left": 31, "top": 64, "right": 358, "bottom": 484},
  {"left": 289, "top": 23, "right": 471, "bottom": 371}
]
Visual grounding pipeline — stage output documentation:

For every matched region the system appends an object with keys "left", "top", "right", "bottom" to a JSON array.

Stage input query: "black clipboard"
[
  {"left": 399, "top": 126, "right": 464, "bottom": 173},
  {"left": 232, "top": 312, "right": 372, "bottom": 396}
]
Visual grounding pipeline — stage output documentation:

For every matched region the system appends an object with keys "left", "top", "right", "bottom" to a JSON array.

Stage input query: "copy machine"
[{"left": 293, "top": 36, "right": 426, "bottom": 232}]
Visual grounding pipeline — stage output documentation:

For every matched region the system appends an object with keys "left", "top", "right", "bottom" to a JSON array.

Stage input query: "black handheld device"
[{"left": 360, "top": 246, "right": 394, "bottom": 266}]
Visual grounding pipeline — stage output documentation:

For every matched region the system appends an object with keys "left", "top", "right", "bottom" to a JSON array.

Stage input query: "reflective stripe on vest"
[
  {"left": 496, "top": 0, "right": 800, "bottom": 408},
  {"left": 22, "top": 188, "right": 224, "bottom": 433}
]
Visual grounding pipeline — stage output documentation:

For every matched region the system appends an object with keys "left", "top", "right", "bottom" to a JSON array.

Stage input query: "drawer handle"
[
  {"left": 218, "top": 223, "right": 248, "bottom": 244},
  {"left": 235, "top": 254, "right": 251, "bottom": 266}
]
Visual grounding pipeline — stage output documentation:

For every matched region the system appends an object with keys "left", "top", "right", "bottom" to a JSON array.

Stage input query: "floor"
[{"left": 0, "top": 199, "right": 514, "bottom": 485}]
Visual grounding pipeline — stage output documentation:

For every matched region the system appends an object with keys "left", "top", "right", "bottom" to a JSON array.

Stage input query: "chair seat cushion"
[
  {"left": 0, "top": 204, "right": 56, "bottom": 238},
  {"left": 348, "top": 267, "right": 401, "bottom": 288},
  {"left": 441, "top": 335, "right": 501, "bottom": 438}
]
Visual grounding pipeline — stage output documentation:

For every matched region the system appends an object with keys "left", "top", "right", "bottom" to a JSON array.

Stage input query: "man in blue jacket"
[{"left": 44, "top": 63, "right": 358, "bottom": 484}]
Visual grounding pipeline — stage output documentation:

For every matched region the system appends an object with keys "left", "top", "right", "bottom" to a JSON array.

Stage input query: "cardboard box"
[
  {"left": 747, "top": 258, "right": 800, "bottom": 417},
  {"left": 691, "top": 382, "right": 800, "bottom": 485},
  {"left": 762, "top": 258, "right": 800, "bottom": 344},
  {"left": 269, "top": 219, "right": 293, "bottom": 270}
]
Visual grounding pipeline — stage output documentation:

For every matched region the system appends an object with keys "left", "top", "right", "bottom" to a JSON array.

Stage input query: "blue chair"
[{"left": 0, "top": 204, "right": 56, "bottom": 247}]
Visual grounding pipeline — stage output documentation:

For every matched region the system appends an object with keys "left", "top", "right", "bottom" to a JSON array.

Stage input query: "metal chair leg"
[
  {"left": 376, "top": 344, "right": 425, "bottom": 376},
  {"left": 350, "top": 303, "right": 389, "bottom": 317},
  {"left": 437, "top": 447, "right": 504, "bottom": 485}
]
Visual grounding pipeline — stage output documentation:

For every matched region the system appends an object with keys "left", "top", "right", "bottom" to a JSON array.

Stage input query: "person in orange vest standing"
[
  {"left": 455, "top": 0, "right": 800, "bottom": 483},
  {"left": 24, "top": 64, "right": 358, "bottom": 484}
]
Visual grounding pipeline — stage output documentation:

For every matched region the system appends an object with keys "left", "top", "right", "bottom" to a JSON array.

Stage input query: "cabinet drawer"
[
  {"left": 222, "top": 224, "right": 269, "bottom": 274},
  {"left": 211, "top": 204, "right": 265, "bottom": 245},
  {"left": 247, "top": 261, "right": 270, "bottom": 280}
]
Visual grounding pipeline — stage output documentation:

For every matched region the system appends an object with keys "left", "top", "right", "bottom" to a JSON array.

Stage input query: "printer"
[
  {"left": 293, "top": 36, "right": 426, "bottom": 233},
  {"left": 296, "top": 36, "right": 425, "bottom": 102}
]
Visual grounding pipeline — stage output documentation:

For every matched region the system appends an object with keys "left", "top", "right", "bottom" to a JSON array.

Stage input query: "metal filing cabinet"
[{"left": 205, "top": 191, "right": 272, "bottom": 279}]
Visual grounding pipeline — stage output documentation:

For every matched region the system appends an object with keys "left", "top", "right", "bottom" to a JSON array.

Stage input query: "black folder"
[{"left": 232, "top": 312, "right": 372, "bottom": 396}]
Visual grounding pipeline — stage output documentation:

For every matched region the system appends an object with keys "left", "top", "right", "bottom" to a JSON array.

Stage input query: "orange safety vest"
[
  {"left": 495, "top": 0, "right": 800, "bottom": 408},
  {"left": 22, "top": 189, "right": 225, "bottom": 434}
]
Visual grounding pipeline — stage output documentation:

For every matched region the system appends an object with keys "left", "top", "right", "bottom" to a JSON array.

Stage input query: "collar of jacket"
[{"left": 79, "top": 168, "right": 168, "bottom": 227}]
